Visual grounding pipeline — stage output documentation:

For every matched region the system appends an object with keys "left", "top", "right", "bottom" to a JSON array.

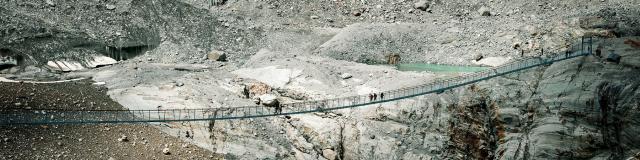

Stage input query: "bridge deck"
[{"left": 0, "top": 37, "right": 594, "bottom": 125}]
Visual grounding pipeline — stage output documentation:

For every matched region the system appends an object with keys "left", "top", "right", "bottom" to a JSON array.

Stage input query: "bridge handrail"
[{"left": 0, "top": 37, "right": 594, "bottom": 124}]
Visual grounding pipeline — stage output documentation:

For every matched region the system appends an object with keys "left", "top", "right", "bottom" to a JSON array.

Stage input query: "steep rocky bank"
[{"left": 1, "top": 0, "right": 640, "bottom": 159}]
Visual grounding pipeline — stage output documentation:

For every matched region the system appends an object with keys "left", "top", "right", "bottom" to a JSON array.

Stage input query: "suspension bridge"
[{"left": 0, "top": 37, "right": 594, "bottom": 125}]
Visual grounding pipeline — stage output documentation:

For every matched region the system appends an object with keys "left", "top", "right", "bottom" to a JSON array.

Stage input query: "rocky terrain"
[
  {"left": 0, "top": 80, "right": 221, "bottom": 159},
  {"left": 1, "top": 0, "right": 640, "bottom": 159}
]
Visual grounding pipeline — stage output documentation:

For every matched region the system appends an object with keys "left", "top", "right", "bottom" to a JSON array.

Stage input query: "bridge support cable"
[{"left": 0, "top": 37, "right": 594, "bottom": 125}]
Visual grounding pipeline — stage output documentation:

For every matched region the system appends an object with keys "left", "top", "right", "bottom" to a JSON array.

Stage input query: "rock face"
[
  {"left": 484, "top": 38, "right": 640, "bottom": 160},
  {"left": 3, "top": 0, "right": 639, "bottom": 159},
  {"left": 207, "top": 50, "right": 227, "bottom": 62}
]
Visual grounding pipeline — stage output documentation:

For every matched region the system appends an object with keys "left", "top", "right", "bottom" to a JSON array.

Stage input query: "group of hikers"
[{"left": 368, "top": 92, "right": 384, "bottom": 101}]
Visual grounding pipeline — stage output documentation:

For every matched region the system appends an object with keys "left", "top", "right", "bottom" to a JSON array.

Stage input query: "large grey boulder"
[
  {"left": 478, "top": 6, "right": 491, "bottom": 16},
  {"left": 45, "top": 0, "right": 55, "bottom": 7},
  {"left": 106, "top": 4, "right": 116, "bottom": 10},
  {"left": 606, "top": 53, "right": 621, "bottom": 63},
  {"left": 340, "top": 73, "right": 353, "bottom": 79},
  {"left": 258, "top": 94, "right": 279, "bottom": 107},
  {"left": 207, "top": 50, "right": 227, "bottom": 61},
  {"left": 414, "top": 1, "right": 429, "bottom": 11}
]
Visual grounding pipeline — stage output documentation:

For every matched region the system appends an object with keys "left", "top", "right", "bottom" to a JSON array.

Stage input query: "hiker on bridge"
[
  {"left": 373, "top": 93, "right": 377, "bottom": 101},
  {"left": 380, "top": 92, "right": 384, "bottom": 100},
  {"left": 369, "top": 93, "right": 373, "bottom": 101},
  {"left": 274, "top": 102, "right": 282, "bottom": 114}
]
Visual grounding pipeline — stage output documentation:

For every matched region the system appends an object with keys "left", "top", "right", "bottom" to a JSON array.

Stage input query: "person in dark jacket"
[
  {"left": 380, "top": 92, "right": 384, "bottom": 100},
  {"left": 369, "top": 93, "right": 373, "bottom": 101},
  {"left": 373, "top": 93, "right": 377, "bottom": 101}
]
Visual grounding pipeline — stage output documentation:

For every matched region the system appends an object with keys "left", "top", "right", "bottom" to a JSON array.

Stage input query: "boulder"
[
  {"left": 162, "top": 147, "right": 171, "bottom": 155},
  {"left": 211, "top": 0, "right": 227, "bottom": 6},
  {"left": 478, "top": 6, "right": 491, "bottom": 16},
  {"left": 414, "top": 1, "right": 429, "bottom": 11},
  {"left": 245, "top": 82, "right": 271, "bottom": 98},
  {"left": 322, "top": 149, "right": 337, "bottom": 160},
  {"left": 351, "top": 10, "right": 362, "bottom": 16},
  {"left": 207, "top": 50, "right": 227, "bottom": 61},
  {"left": 473, "top": 53, "right": 484, "bottom": 61},
  {"left": 340, "top": 73, "right": 353, "bottom": 79},
  {"left": 512, "top": 42, "right": 521, "bottom": 49},
  {"left": 106, "top": 4, "right": 116, "bottom": 10},
  {"left": 258, "top": 94, "right": 279, "bottom": 107},
  {"left": 45, "top": 0, "right": 55, "bottom": 7},
  {"left": 118, "top": 135, "right": 128, "bottom": 142},
  {"left": 606, "top": 53, "right": 621, "bottom": 63}
]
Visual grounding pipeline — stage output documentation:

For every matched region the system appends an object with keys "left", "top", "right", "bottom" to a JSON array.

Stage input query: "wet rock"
[
  {"left": 310, "top": 15, "right": 319, "bottom": 19},
  {"left": 414, "top": 0, "right": 429, "bottom": 11},
  {"left": 3, "top": 138, "right": 9, "bottom": 142},
  {"left": 175, "top": 82, "right": 184, "bottom": 87},
  {"left": 14, "top": 102, "right": 21, "bottom": 107},
  {"left": 478, "top": 6, "right": 491, "bottom": 16},
  {"left": 207, "top": 50, "right": 227, "bottom": 62}
]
